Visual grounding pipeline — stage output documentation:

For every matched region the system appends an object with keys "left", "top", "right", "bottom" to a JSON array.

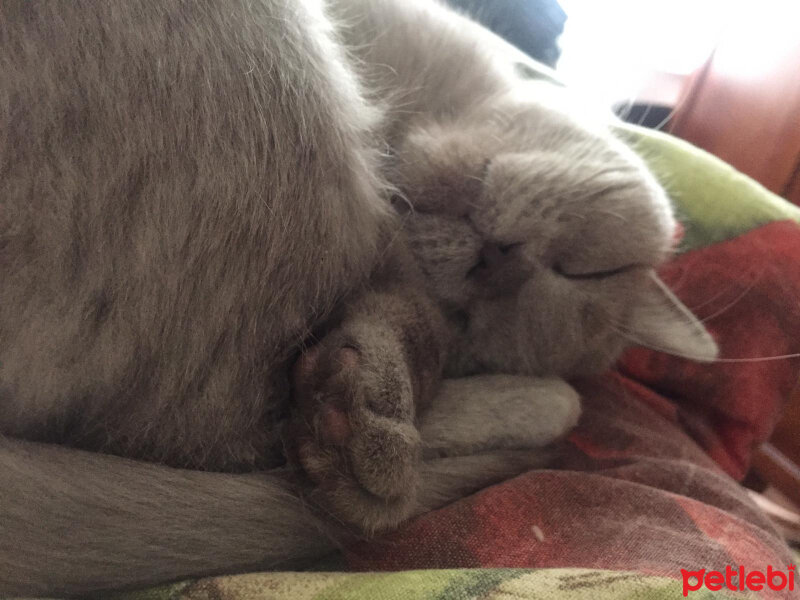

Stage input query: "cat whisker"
[
  {"left": 615, "top": 97, "right": 635, "bottom": 123},
  {"left": 607, "top": 320, "right": 800, "bottom": 364},
  {"left": 697, "top": 278, "right": 760, "bottom": 324},
  {"left": 464, "top": 173, "right": 486, "bottom": 185},
  {"left": 389, "top": 189, "right": 416, "bottom": 215},
  {"left": 590, "top": 208, "right": 628, "bottom": 223},
  {"left": 666, "top": 268, "right": 760, "bottom": 316},
  {"left": 667, "top": 271, "right": 726, "bottom": 311},
  {"left": 636, "top": 103, "right": 654, "bottom": 128}
]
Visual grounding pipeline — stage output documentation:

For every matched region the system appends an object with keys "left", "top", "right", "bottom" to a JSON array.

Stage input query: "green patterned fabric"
[
  {"left": 617, "top": 124, "right": 800, "bottom": 252},
  {"left": 114, "top": 569, "right": 748, "bottom": 600}
]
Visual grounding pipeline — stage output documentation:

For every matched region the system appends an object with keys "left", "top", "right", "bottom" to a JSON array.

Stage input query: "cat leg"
[
  {"left": 288, "top": 280, "right": 448, "bottom": 533},
  {"left": 0, "top": 435, "right": 552, "bottom": 597},
  {"left": 415, "top": 449, "right": 562, "bottom": 515},
  {"left": 412, "top": 375, "right": 580, "bottom": 513},
  {"left": 0, "top": 435, "right": 338, "bottom": 598},
  {"left": 420, "top": 374, "right": 581, "bottom": 458}
]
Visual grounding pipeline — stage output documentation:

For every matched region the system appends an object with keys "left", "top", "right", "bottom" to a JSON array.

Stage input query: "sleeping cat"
[
  {"left": 284, "top": 0, "right": 717, "bottom": 533},
  {"left": 0, "top": 0, "right": 715, "bottom": 596}
]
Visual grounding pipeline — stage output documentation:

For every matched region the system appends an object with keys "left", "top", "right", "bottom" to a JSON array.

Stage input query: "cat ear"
[{"left": 628, "top": 271, "right": 719, "bottom": 362}]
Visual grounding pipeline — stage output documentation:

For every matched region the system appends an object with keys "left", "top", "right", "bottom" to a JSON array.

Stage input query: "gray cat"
[
  {"left": 0, "top": 0, "right": 715, "bottom": 596},
  {"left": 285, "top": 0, "right": 717, "bottom": 533}
]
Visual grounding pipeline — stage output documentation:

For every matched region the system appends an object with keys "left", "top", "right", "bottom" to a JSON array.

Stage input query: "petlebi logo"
[{"left": 681, "top": 564, "right": 796, "bottom": 596}]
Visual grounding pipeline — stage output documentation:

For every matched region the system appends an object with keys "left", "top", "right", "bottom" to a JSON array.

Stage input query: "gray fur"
[
  {"left": 0, "top": 0, "right": 715, "bottom": 596},
  {"left": 0, "top": 0, "right": 388, "bottom": 470},
  {"left": 1, "top": 412, "right": 554, "bottom": 597},
  {"left": 421, "top": 376, "right": 581, "bottom": 458},
  {"left": 281, "top": 0, "right": 716, "bottom": 535}
]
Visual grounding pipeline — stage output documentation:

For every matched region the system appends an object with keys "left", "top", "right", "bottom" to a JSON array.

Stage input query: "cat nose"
[
  {"left": 479, "top": 242, "right": 518, "bottom": 269},
  {"left": 474, "top": 242, "right": 533, "bottom": 296}
]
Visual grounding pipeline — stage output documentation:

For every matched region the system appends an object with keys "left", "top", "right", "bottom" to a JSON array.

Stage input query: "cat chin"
[{"left": 451, "top": 291, "right": 632, "bottom": 378}]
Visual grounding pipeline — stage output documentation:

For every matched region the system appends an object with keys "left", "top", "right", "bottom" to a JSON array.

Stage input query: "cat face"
[{"left": 392, "top": 93, "right": 716, "bottom": 376}]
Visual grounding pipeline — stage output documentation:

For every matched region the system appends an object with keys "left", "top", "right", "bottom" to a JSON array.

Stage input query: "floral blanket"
[{"left": 114, "top": 130, "right": 800, "bottom": 600}]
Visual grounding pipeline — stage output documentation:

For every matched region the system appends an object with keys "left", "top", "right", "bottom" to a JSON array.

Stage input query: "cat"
[
  {"left": 0, "top": 0, "right": 715, "bottom": 596},
  {"left": 284, "top": 0, "right": 718, "bottom": 533}
]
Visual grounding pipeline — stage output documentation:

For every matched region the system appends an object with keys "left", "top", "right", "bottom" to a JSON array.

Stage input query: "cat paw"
[
  {"left": 288, "top": 324, "right": 420, "bottom": 532},
  {"left": 420, "top": 375, "right": 580, "bottom": 457},
  {"left": 533, "top": 379, "right": 581, "bottom": 444}
]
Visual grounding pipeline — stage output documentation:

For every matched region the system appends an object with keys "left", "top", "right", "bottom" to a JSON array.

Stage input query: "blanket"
[{"left": 116, "top": 128, "right": 800, "bottom": 600}]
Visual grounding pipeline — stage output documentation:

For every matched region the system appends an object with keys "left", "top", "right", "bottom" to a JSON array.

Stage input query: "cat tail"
[
  {"left": 0, "top": 436, "right": 553, "bottom": 598},
  {"left": 0, "top": 435, "right": 337, "bottom": 598}
]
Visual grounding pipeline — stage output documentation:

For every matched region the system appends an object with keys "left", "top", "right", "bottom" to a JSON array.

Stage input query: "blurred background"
[{"left": 450, "top": 0, "right": 800, "bottom": 206}]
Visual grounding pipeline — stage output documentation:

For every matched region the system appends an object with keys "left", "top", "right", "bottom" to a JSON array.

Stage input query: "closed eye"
[{"left": 554, "top": 263, "right": 640, "bottom": 280}]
